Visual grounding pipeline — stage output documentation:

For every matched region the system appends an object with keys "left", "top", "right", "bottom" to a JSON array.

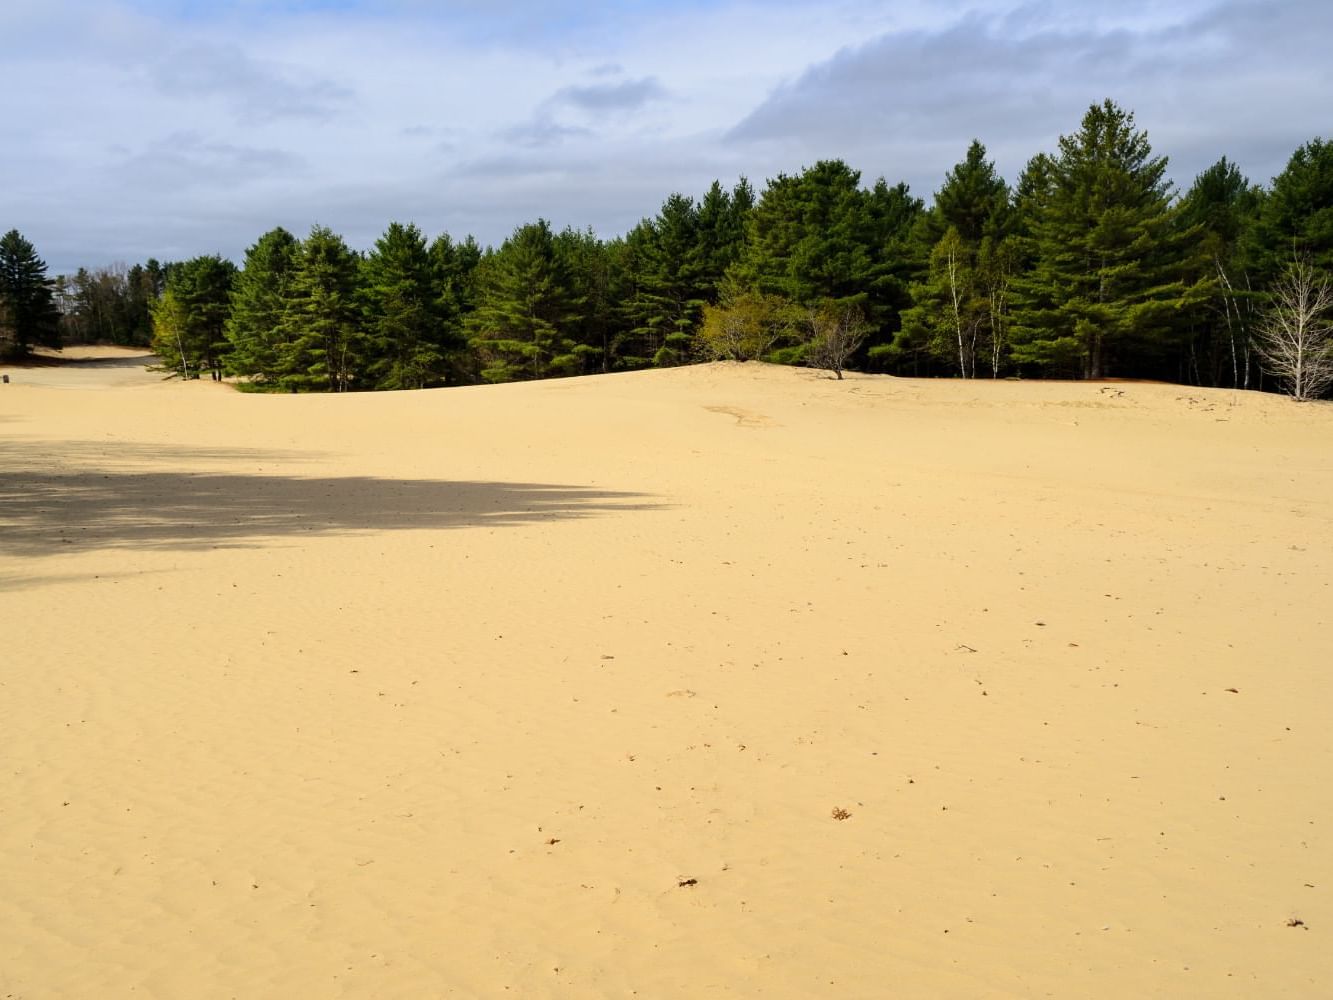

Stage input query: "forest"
[{"left": 3, "top": 101, "right": 1331, "bottom": 399}]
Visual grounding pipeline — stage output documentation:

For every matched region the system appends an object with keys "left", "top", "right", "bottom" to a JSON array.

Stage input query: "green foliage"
[
  {"left": 1009, "top": 100, "right": 1203, "bottom": 378},
  {"left": 226, "top": 227, "right": 299, "bottom": 383},
  {"left": 0, "top": 229, "right": 60, "bottom": 359},
  {"left": 39, "top": 107, "right": 1332, "bottom": 398},
  {"left": 1176, "top": 158, "right": 1266, "bottom": 387},
  {"left": 697, "top": 281, "right": 795, "bottom": 361},
  {"left": 149, "top": 287, "right": 193, "bottom": 378},
  {"left": 1254, "top": 138, "right": 1333, "bottom": 276},
  {"left": 149, "top": 255, "right": 236, "bottom": 379},
  {"left": 899, "top": 143, "right": 1015, "bottom": 377},
  {"left": 360, "top": 222, "right": 447, "bottom": 390},
  {"left": 465, "top": 219, "right": 584, "bottom": 382},
  {"left": 277, "top": 226, "right": 364, "bottom": 392},
  {"left": 428, "top": 232, "right": 481, "bottom": 382}
]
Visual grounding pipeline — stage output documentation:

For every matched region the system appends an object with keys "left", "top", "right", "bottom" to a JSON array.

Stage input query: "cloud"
[
  {"left": 725, "top": 1, "right": 1333, "bottom": 195},
  {"left": 499, "top": 119, "right": 596, "bottom": 149},
  {"left": 549, "top": 76, "right": 668, "bottom": 114},
  {"left": 146, "top": 40, "right": 353, "bottom": 122},
  {"left": 110, "top": 131, "right": 307, "bottom": 190}
]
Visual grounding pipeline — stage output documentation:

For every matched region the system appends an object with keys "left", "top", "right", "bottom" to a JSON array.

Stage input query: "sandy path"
[{"left": 2, "top": 349, "right": 1331, "bottom": 997}]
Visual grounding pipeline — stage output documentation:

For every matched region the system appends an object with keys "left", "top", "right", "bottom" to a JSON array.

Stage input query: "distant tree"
[
  {"left": 1009, "top": 100, "right": 1203, "bottom": 378},
  {"left": 555, "top": 225, "right": 619, "bottom": 374},
  {"left": 698, "top": 281, "right": 793, "bottom": 361},
  {"left": 1253, "top": 138, "right": 1333, "bottom": 276},
  {"left": 734, "top": 160, "right": 877, "bottom": 306},
  {"left": 428, "top": 232, "right": 480, "bottom": 381},
  {"left": 163, "top": 255, "right": 236, "bottom": 379},
  {"left": 278, "top": 226, "right": 364, "bottom": 392},
  {"left": 803, "top": 301, "right": 868, "bottom": 379},
  {"left": 1255, "top": 258, "right": 1333, "bottom": 400},
  {"left": 465, "top": 219, "right": 583, "bottom": 382},
  {"left": 225, "top": 227, "right": 300, "bottom": 383},
  {"left": 629, "top": 193, "right": 706, "bottom": 366},
  {"left": 360, "top": 222, "right": 445, "bottom": 390},
  {"left": 149, "top": 287, "right": 193, "bottom": 379},
  {"left": 0, "top": 229, "right": 60, "bottom": 359},
  {"left": 1177, "top": 157, "right": 1265, "bottom": 387}
]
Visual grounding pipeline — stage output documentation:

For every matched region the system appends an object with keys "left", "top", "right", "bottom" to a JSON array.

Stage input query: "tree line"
[{"left": 4, "top": 100, "right": 1331, "bottom": 397}]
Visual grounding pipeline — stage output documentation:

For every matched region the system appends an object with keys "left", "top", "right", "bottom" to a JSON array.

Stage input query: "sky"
[{"left": 2, "top": 0, "right": 1329, "bottom": 274}]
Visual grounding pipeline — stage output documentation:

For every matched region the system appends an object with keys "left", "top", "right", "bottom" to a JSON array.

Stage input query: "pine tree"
[
  {"left": 632, "top": 193, "right": 706, "bottom": 366},
  {"left": 278, "top": 226, "right": 364, "bottom": 392},
  {"left": 427, "top": 233, "right": 480, "bottom": 383},
  {"left": 226, "top": 227, "right": 300, "bottom": 384},
  {"left": 153, "top": 255, "right": 235, "bottom": 379},
  {"left": 898, "top": 142, "right": 1013, "bottom": 376},
  {"left": 0, "top": 229, "right": 60, "bottom": 359},
  {"left": 1176, "top": 158, "right": 1265, "bottom": 387},
  {"left": 360, "top": 222, "right": 445, "bottom": 390},
  {"left": 1254, "top": 138, "right": 1333, "bottom": 275},
  {"left": 1009, "top": 101, "right": 1200, "bottom": 378},
  {"left": 465, "top": 220, "right": 583, "bottom": 382}
]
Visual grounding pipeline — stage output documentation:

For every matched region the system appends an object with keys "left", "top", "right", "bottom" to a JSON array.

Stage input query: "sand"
[{"left": 2, "top": 346, "right": 1331, "bottom": 998}]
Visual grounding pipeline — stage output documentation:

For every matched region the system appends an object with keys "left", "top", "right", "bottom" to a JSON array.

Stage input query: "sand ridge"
[{"left": 2, "top": 347, "right": 1331, "bottom": 997}]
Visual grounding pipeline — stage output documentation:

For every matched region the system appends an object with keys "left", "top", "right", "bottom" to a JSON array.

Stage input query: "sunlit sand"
[{"left": 2, "top": 347, "right": 1330, "bottom": 997}]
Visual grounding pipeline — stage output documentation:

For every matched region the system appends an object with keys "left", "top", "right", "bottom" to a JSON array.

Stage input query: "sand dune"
[{"left": 2, "top": 347, "right": 1331, "bottom": 998}]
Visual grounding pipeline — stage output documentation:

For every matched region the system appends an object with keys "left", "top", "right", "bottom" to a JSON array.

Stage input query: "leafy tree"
[
  {"left": 225, "top": 227, "right": 300, "bottom": 383},
  {"left": 278, "top": 226, "right": 364, "bottom": 392},
  {"left": 0, "top": 229, "right": 60, "bottom": 359},
  {"left": 1009, "top": 100, "right": 1202, "bottom": 378},
  {"left": 901, "top": 228, "right": 990, "bottom": 377},
  {"left": 465, "top": 219, "right": 583, "bottom": 382},
  {"left": 149, "top": 287, "right": 193, "bottom": 378},
  {"left": 697, "top": 280, "right": 794, "bottom": 361}
]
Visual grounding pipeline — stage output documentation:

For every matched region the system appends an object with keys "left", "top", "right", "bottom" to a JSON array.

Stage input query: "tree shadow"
[
  {"left": 0, "top": 440, "right": 663, "bottom": 560},
  {"left": 7, "top": 350, "right": 158, "bottom": 369}
]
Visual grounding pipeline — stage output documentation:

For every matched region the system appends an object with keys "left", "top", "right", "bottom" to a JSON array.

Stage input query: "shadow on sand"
[
  {"left": 0, "top": 440, "right": 662, "bottom": 561},
  {"left": 8, "top": 350, "right": 158, "bottom": 369}
]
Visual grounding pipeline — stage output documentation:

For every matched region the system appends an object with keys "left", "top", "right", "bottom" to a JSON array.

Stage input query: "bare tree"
[
  {"left": 804, "top": 303, "right": 867, "bottom": 380},
  {"left": 1255, "top": 260, "right": 1333, "bottom": 401}
]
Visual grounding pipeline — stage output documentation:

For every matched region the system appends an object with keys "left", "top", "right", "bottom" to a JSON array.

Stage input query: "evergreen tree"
[
  {"left": 278, "top": 226, "right": 364, "bottom": 392},
  {"left": 225, "top": 227, "right": 300, "bottom": 383},
  {"left": 1009, "top": 100, "right": 1201, "bottom": 378},
  {"left": 465, "top": 220, "right": 583, "bottom": 382},
  {"left": 898, "top": 142, "right": 1012, "bottom": 376},
  {"left": 734, "top": 160, "right": 876, "bottom": 306},
  {"left": 631, "top": 193, "right": 707, "bottom": 366},
  {"left": 0, "top": 229, "right": 61, "bottom": 359},
  {"left": 427, "top": 233, "right": 481, "bottom": 383},
  {"left": 554, "top": 225, "right": 621, "bottom": 374},
  {"left": 360, "top": 222, "right": 446, "bottom": 390},
  {"left": 1253, "top": 137, "right": 1333, "bottom": 275},
  {"left": 165, "top": 255, "right": 236, "bottom": 380},
  {"left": 1176, "top": 157, "right": 1265, "bottom": 386}
]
